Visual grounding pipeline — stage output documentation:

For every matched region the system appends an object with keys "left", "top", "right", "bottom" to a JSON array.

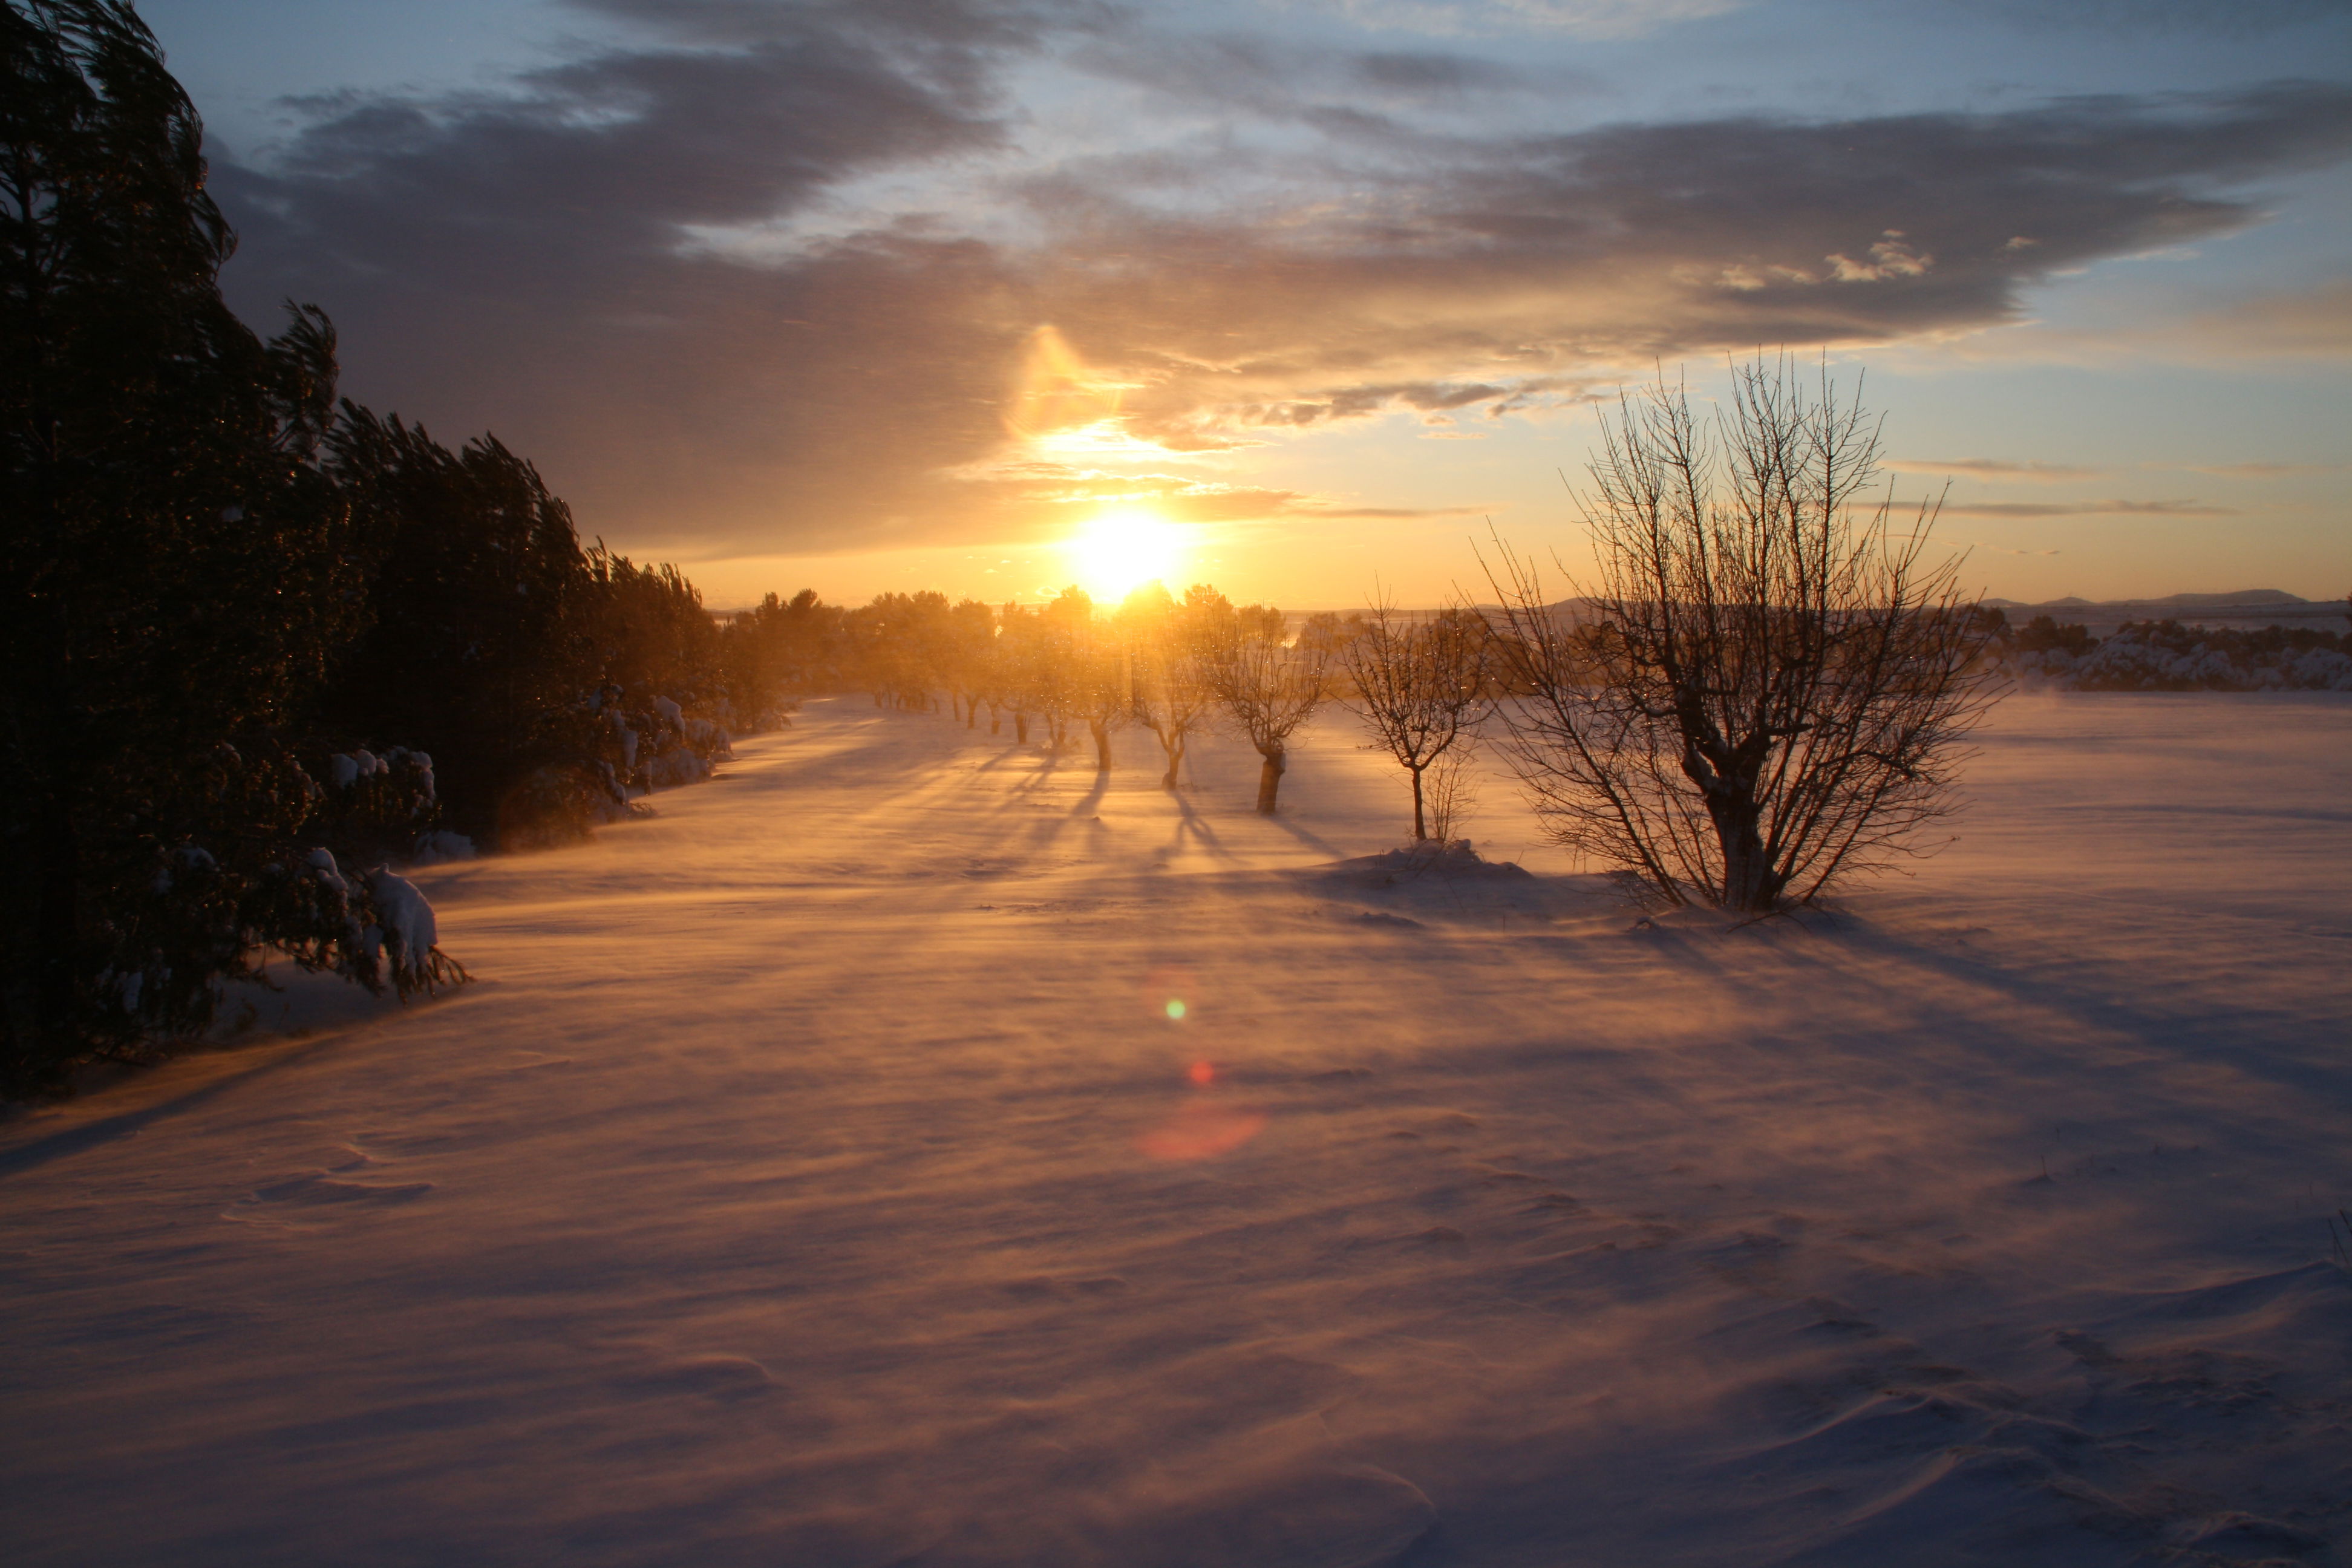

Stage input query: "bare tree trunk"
[
  {"left": 1160, "top": 736, "right": 1184, "bottom": 790},
  {"left": 1409, "top": 764, "right": 1426, "bottom": 840},
  {"left": 988, "top": 702, "right": 1001, "bottom": 735},
  {"left": 1089, "top": 717, "right": 1113, "bottom": 773},
  {"left": 1014, "top": 711, "right": 1029, "bottom": 744},
  {"left": 1255, "top": 745, "right": 1285, "bottom": 814},
  {"left": 1704, "top": 786, "right": 1777, "bottom": 910}
]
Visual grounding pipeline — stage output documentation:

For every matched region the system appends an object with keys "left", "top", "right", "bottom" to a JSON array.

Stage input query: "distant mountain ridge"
[
  {"left": 1465, "top": 592, "right": 2342, "bottom": 629},
  {"left": 1982, "top": 589, "right": 2316, "bottom": 610}
]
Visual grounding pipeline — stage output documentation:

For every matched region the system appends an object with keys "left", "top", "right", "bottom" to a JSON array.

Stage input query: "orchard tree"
[
  {"left": 1204, "top": 601, "right": 1331, "bottom": 814},
  {"left": 1339, "top": 601, "right": 1492, "bottom": 841},
  {"left": 1033, "top": 587, "right": 1102, "bottom": 753},
  {"left": 945, "top": 596, "right": 995, "bottom": 727},
  {"left": 1482, "top": 358, "right": 2003, "bottom": 912},
  {"left": 1121, "top": 582, "right": 1220, "bottom": 790},
  {"left": 1053, "top": 596, "right": 1130, "bottom": 772},
  {"left": 997, "top": 601, "right": 1042, "bottom": 743}
]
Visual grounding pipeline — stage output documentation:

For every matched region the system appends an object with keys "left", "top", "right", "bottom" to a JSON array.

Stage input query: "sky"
[{"left": 143, "top": 0, "right": 2352, "bottom": 610}]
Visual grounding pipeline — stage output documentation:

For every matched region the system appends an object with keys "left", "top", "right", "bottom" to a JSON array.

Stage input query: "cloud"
[
  {"left": 1947, "top": 0, "right": 2352, "bottom": 39},
  {"left": 2178, "top": 460, "right": 2344, "bottom": 475},
  {"left": 940, "top": 452, "right": 1486, "bottom": 528},
  {"left": 207, "top": 0, "right": 2352, "bottom": 560},
  {"left": 1889, "top": 457, "right": 2103, "bottom": 480},
  {"left": 562, "top": 0, "right": 1096, "bottom": 51},
  {"left": 2176, "top": 278, "right": 2352, "bottom": 359},
  {"left": 984, "top": 80, "right": 2352, "bottom": 456},
  {"left": 1316, "top": 0, "right": 1748, "bottom": 39},
  {"left": 1063, "top": 30, "right": 1540, "bottom": 118},
  {"left": 1942, "top": 500, "right": 2241, "bottom": 517}
]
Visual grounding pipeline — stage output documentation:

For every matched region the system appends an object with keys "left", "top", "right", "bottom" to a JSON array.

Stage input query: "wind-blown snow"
[
  {"left": 407, "top": 830, "right": 476, "bottom": 867},
  {"left": 3, "top": 692, "right": 2348, "bottom": 1566}
]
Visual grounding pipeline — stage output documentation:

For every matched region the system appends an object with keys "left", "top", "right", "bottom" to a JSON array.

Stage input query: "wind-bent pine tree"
[{"left": 1, "top": 0, "right": 456, "bottom": 1091}]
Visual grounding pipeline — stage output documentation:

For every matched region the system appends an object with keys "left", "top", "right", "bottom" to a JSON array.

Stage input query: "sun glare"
[{"left": 1069, "top": 509, "right": 1183, "bottom": 602}]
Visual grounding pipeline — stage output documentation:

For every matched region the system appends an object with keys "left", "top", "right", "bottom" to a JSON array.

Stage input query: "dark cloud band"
[{"left": 208, "top": 2, "right": 2352, "bottom": 557}]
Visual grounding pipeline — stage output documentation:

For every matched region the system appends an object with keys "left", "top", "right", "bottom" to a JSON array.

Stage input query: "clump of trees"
[
  {"left": 1984, "top": 610, "right": 2352, "bottom": 691},
  {"left": 1482, "top": 359, "right": 2004, "bottom": 913},
  {"left": 0, "top": 0, "right": 811, "bottom": 1093},
  {"left": 2, "top": 1, "right": 461, "bottom": 1088},
  {"left": 828, "top": 578, "right": 1345, "bottom": 814},
  {"left": 822, "top": 577, "right": 1514, "bottom": 843}
]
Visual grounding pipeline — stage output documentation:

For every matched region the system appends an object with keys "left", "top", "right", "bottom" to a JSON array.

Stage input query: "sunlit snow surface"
[{"left": 5, "top": 693, "right": 2350, "bottom": 1566}]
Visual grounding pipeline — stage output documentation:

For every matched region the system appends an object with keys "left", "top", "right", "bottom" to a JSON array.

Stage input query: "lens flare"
[
  {"left": 1143, "top": 964, "right": 1198, "bottom": 1021},
  {"left": 1138, "top": 1102, "right": 1266, "bottom": 1161},
  {"left": 1188, "top": 1059, "right": 1214, "bottom": 1085}
]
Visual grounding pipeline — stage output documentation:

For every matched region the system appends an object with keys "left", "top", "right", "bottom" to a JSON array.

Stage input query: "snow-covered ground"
[{"left": 5, "top": 692, "right": 2349, "bottom": 1567}]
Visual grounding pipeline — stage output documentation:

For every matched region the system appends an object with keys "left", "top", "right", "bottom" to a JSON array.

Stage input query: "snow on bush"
[
  {"left": 306, "top": 846, "right": 350, "bottom": 901},
  {"left": 601, "top": 690, "right": 732, "bottom": 794},
  {"left": 365, "top": 869, "right": 443, "bottom": 988}
]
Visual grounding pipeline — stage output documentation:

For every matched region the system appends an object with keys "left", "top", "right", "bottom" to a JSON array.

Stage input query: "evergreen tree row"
[{"left": 0, "top": 1, "right": 787, "bottom": 1092}]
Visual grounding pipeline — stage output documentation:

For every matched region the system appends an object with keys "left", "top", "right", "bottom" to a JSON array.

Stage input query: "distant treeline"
[
  {"left": 768, "top": 583, "right": 1495, "bottom": 836},
  {"left": 1986, "top": 611, "right": 2352, "bottom": 691}
]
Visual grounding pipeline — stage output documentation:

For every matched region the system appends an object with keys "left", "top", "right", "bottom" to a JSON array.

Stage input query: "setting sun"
[{"left": 1068, "top": 509, "right": 1183, "bottom": 602}]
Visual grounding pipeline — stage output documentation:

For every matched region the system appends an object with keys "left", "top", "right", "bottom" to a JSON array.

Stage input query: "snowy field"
[{"left": 4, "top": 691, "right": 2349, "bottom": 1568}]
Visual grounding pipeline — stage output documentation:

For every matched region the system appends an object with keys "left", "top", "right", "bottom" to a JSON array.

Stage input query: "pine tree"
[
  {"left": 1, "top": 1, "right": 439, "bottom": 1091},
  {"left": 321, "top": 410, "right": 606, "bottom": 845}
]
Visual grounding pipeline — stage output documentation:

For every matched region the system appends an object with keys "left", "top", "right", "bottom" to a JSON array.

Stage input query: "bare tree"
[
  {"left": 1065, "top": 613, "right": 1129, "bottom": 773},
  {"left": 1121, "top": 583, "right": 1219, "bottom": 790},
  {"left": 1482, "top": 357, "right": 2003, "bottom": 912},
  {"left": 1205, "top": 602, "right": 1331, "bottom": 815},
  {"left": 997, "top": 601, "right": 1039, "bottom": 744},
  {"left": 1034, "top": 587, "right": 1099, "bottom": 756},
  {"left": 1422, "top": 745, "right": 1480, "bottom": 843},
  {"left": 944, "top": 597, "right": 995, "bottom": 727},
  {"left": 1338, "top": 600, "right": 1492, "bottom": 841}
]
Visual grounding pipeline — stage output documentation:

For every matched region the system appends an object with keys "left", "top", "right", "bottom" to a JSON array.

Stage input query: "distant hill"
[
  {"left": 1468, "top": 592, "right": 2345, "bottom": 633},
  {"left": 1984, "top": 589, "right": 2315, "bottom": 611},
  {"left": 1983, "top": 590, "right": 2345, "bottom": 634}
]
